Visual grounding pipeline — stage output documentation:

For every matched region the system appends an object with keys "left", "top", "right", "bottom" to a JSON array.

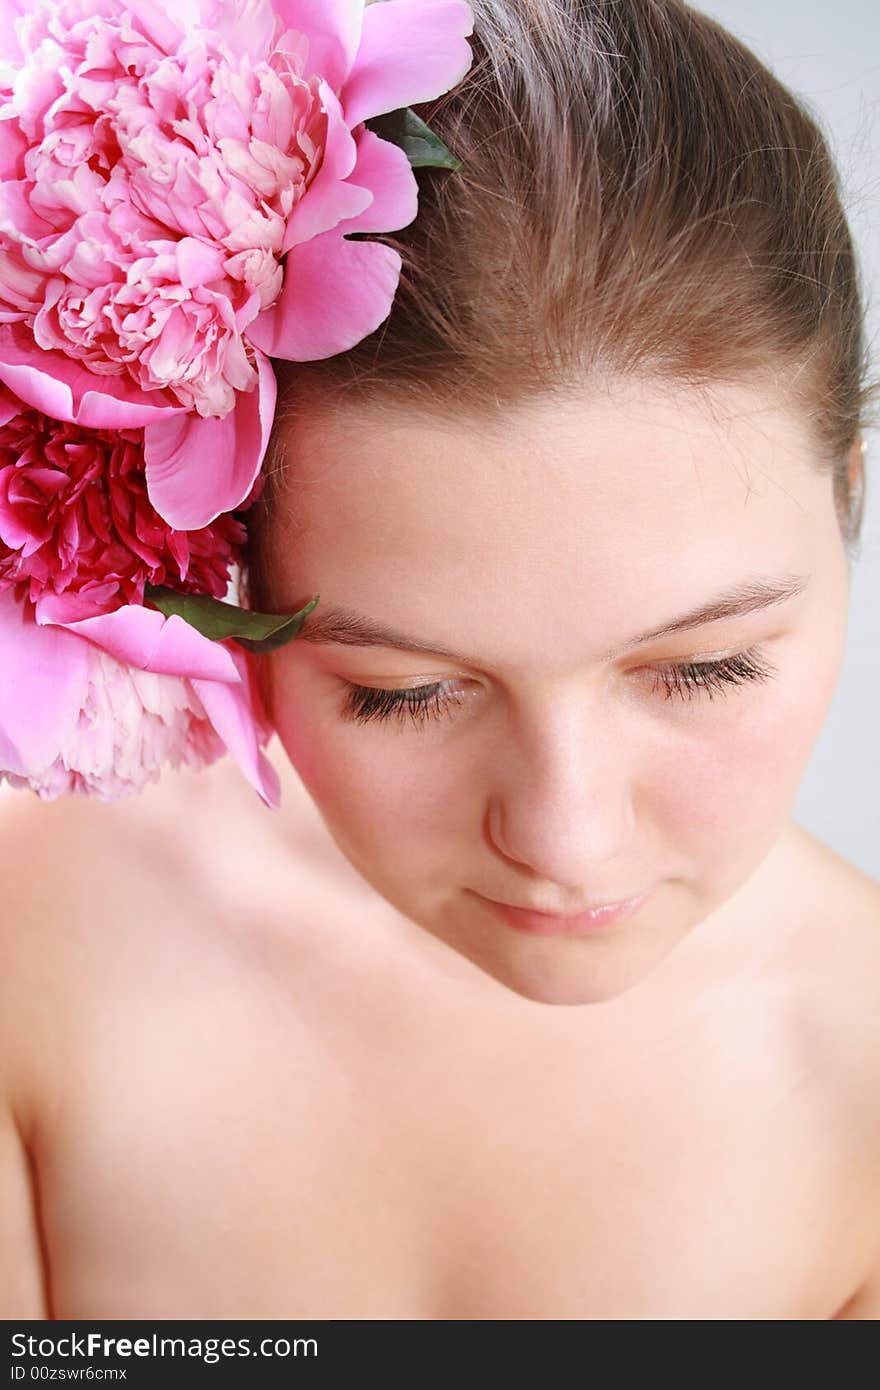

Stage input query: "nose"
[{"left": 484, "top": 692, "right": 635, "bottom": 889}]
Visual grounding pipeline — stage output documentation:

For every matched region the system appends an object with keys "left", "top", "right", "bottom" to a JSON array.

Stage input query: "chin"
[
  {"left": 399, "top": 904, "right": 684, "bottom": 1008},
  {"left": 456, "top": 944, "right": 666, "bottom": 1006}
]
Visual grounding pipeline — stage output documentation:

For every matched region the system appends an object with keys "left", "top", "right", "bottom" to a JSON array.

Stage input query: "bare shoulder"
[
  {"left": 0, "top": 737, "right": 331, "bottom": 941},
  {"left": 795, "top": 820, "right": 880, "bottom": 920},
  {"left": 0, "top": 752, "right": 321, "bottom": 1320},
  {"left": 0, "top": 744, "right": 369, "bottom": 1108},
  {"left": 785, "top": 821, "right": 880, "bottom": 1075},
  {"left": 781, "top": 824, "right": 880, "bottom": 1312},
  {"left": 788, "top": 822, "right": 880, "bottom": 1026},
  {"left": 0, "top": 774, "right": 185, "bottom": 1120},
  {"left": 0, "top": 752, "right": 299, "bottom": 1113}
]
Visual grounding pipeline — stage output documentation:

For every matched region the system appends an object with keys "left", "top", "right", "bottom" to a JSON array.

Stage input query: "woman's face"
[{"left": 257, "top": 375, "right": 851, "bottom": 1005}]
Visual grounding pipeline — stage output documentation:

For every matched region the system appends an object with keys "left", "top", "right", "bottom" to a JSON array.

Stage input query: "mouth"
[{"left": 472, "top": 887, "right": 654, "bottom": 937}]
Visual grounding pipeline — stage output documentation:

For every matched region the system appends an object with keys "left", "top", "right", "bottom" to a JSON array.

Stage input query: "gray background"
[{"left": 701, "top": 1, "right": 880, "bottom": 879}]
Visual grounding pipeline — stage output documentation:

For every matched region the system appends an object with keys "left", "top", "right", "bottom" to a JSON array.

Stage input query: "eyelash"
[{"left": 338, "top": 646, "right": 777, "bottom": 729}]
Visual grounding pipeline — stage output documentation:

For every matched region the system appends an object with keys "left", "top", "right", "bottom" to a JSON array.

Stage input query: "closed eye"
[{"left": 338, "top": 646, "right": 778, "bottom": 728}]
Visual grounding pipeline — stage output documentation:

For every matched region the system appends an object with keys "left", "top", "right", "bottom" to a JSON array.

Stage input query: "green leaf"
[
  {"left": 143, "top": 585, "right": 320, "bottom": 655},
  {"left": 364, "top": 106, "right": 461, "bottom": 170}
]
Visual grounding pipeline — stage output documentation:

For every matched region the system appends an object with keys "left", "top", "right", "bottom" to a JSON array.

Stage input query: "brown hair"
[{"left": 244, "top": 0, "right": 877, "bottom": 607}]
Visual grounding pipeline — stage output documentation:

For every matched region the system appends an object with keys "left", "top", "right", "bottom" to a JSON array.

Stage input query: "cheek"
[
  {"left": 648, "top": 644, "right": 843, "bottom": 849},
  {"left": 267, "top": 661, "right": 464, "bottom": 852}
]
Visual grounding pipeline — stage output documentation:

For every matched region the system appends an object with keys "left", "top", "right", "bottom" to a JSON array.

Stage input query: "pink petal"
[
  {"left": 273, "top": 0, "right": 365, "bottom": 93},
  {"left": 0, "top": 1, "right": 26, "bottom": 62},
  {"left": 0, "top": 181, "right": 54, "bottom": 241},
  {"left": 341, "top": 0, "right": 475, "bottom": 128},
  {"left": 34, "top": 594, "right": 243, "bottom": 683},
  {"left": 281, "top": 78, "right": 367, "bottom": 253},
  {"left": 0, "top": 326, "right": 186, "bottom": 429},
  {"left": 0, "top": 125, "right": 28, "bottom": 182},
  {"left": 192, "top": 646, "right": 281, "bottom": 810},
  {"left": 176, "top": 237, "right": 227, "bottom": 289},
  {"left": 143, "top": 350, "right": 277, "bottom": 529},
  {"left": 332, "top": 125, "right": 418, "bottom": 235},
  {"left": 0, "top": 385, "right": 19, "bottom": 427},
  {"left": 246, "top": 230, "right": 401, "bottom": 360},
  {"left": 27, "top": 589, "right": 131, "bottom": 624},
  {"left": 0, "top": 244, "right": 43, "bottom": 318},
  {"left": 195, "top": 0, "right": 277, "bottom": 61},
  {"left": 97, "top": 0, "right": 187, "bottom": 51},
  {"left": 0, "top": 585, "right": 89, "bottom": 777}
]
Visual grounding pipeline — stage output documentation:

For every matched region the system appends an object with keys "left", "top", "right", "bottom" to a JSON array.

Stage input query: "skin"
[{"left": 256, "top": 373, "right": 853, "bottom": 1007}]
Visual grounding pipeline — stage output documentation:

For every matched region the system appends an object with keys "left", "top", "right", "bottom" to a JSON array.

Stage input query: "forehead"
[
  {"left": 265, "top": 377, "right": 824, "bottom": 669},
  {"left": 275, "top": 375, "right": 812, "bottom": 529}
]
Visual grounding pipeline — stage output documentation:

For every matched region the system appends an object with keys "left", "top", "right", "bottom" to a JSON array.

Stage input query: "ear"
[
  {"left": 848, "top": 434, "right": 866, "bottom": 491},
  {"left": 846, "top": 435, "right": 867, "bottom": 536}
]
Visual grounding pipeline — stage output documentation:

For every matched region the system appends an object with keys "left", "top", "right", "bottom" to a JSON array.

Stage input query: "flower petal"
[
  {"left": 333, "top": 124, "right": 418, "bottom": 235},
  {"left": 0, "top": 0, "right": 26, "bottom": 62},
  {"left": 280, "top": 78, "right": 367, "bottom": 253},
  {"left": 0, "top": 327, "right": 186, "bottom": 429},
  {"left": 273, "top": 0, "right": 366, "bottom": 93},
  {"left": 0, "top": 118, "right": 28, "bottom": 181},
  {"left": 0, "top": 384, "right": 19, "bottom": 427},
  {"left": 0, "top": 584, "right": 89, "bottom": 777},
  {"left": 192, "top": 645, "right": 281, "bottom": 810},
  {"left": 143, "top": 350, "right": 277, "bottom": 529},
  {"left": 34, "top": 593, "right": 243, "bottom": 683},
  {"left": 0, "top": 175, "right": 49, "bottom": 240},
  {"left": 194, "top": 0, "right": 278, "bottom": 61},
  {"left": 341, "top": 0, "right": 475, "bottom": 128},
  {"left": 116, "top": 0, "right": 187, "bottom": 51},
  {"left": 246, "top": 229, "right": 401, "bottom": 360}
]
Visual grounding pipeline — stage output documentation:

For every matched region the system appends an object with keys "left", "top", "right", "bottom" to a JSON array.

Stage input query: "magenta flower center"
[{"left": 0, "top": 407, "right": 247, "bottom": 606}]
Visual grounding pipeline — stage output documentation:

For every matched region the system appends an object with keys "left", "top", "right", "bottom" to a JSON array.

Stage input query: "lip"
[{"left": 474, "top": 887, "right": 654, "bottom": 936}]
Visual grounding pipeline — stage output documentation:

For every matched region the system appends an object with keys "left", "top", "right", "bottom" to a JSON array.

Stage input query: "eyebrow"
[{"left": 294, "top": 572, "right": 810, "bottom": 666}]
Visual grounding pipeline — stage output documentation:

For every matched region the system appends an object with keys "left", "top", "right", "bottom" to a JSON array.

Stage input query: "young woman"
[{"left": 2, "top": 0, "right": 879, "bottom": 1319}]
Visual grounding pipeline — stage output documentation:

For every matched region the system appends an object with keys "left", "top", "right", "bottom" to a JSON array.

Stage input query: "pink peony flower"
[
  {"left": 0, "top": 0, "right": 475, "bottom": 528},
  {"left": 0, "top": 391, "right": 248, "bottom": 613},
  {"left": 0, "top": 583, "right": 281, "bottom": 805},
  {"left": 0, "top": 322, "right": 275, "bottom": 529},
  {"left": 1, "top": 646, "right": 232, "bottom": 802}
]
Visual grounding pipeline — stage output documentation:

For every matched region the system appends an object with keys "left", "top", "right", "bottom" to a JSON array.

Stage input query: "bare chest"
[{"left": 33, "top": 943, "right": 859, "bottom": 1320}]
